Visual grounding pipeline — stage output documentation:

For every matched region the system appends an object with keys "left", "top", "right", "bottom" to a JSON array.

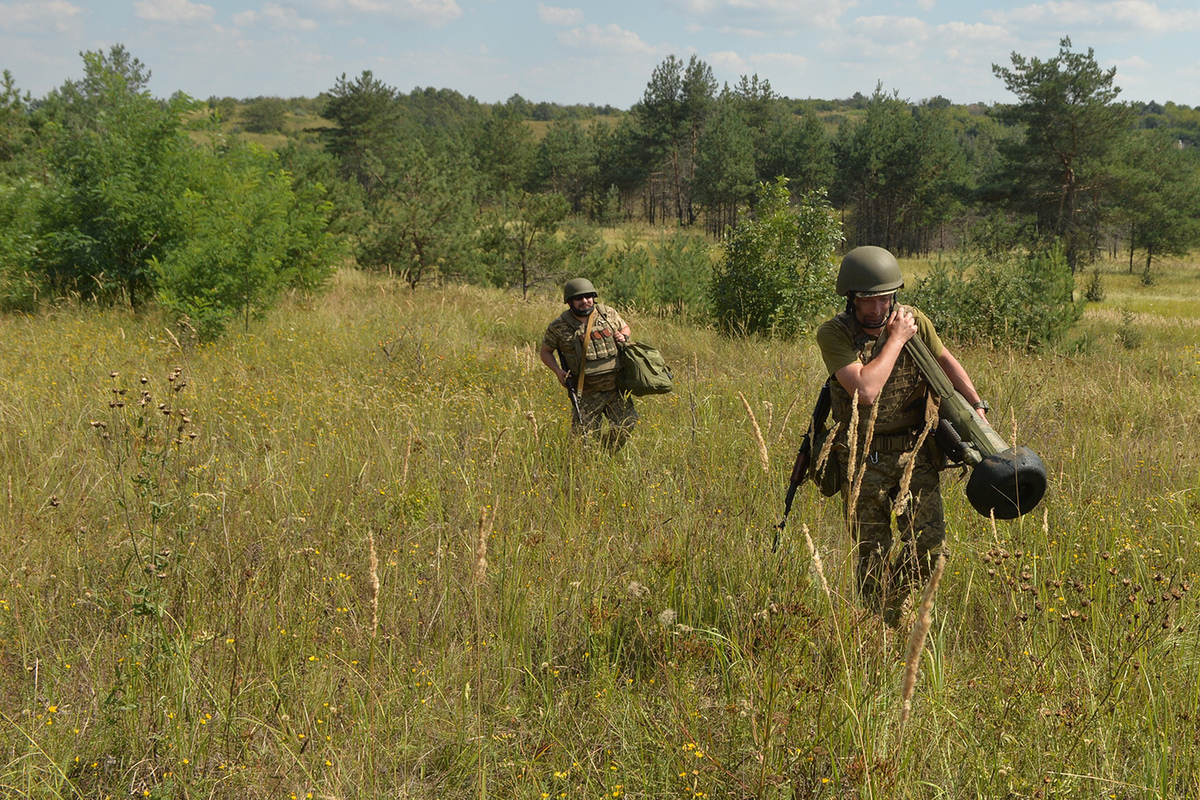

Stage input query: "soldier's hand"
[
  {"left": 557, "top": 370, "right": 571, "bottom": 387},
  {"left": 886, "top": 306, "right": 918, "bottom": 344}
]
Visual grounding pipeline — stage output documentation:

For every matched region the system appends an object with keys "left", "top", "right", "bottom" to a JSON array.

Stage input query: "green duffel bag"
[{"left": 617, "top": 341, "right": 673, "bottom": 396}]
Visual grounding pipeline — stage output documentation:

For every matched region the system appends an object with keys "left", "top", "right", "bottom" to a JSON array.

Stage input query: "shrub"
[
  {"left": 0, "top": 177, "right": 42, "bottom": 311},
  {"left": 1117, "top": 310, "right": 1143, "bottom": 350},
  {"left": 602, "top": 230, "right": 711, "bottom": 315},
  {"left": 155, "top": 142, "right": 339, "bottom": 340},
  {"left": 907, "top": 247, "right": 1082, "bottom": 348},
  {"left": 708, "top": 178, "right": 841, "bottom": 337}
]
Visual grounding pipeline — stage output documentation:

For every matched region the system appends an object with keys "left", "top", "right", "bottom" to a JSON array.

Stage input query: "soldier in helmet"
[
  {"left": 539, "top": 278, "right": 638, "bottom": 451},
  {"left": 816, "top": 246, "right": 989, "bottom": 625}
]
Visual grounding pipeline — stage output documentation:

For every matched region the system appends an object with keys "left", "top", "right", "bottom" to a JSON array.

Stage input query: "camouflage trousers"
[
  {"left": 841, "top": 442, "right": 946, "bottom": 624},
  {"left": 573, "top": 389, "right": 638, "bottom": 451}
]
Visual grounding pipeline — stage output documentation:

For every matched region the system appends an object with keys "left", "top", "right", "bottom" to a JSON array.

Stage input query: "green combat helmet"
[
  {"left": 836, "top": 246, "right": 905, "bottom": 297},
  {"left": 563, "top": 278, "right": 598, "bottom": 302}
]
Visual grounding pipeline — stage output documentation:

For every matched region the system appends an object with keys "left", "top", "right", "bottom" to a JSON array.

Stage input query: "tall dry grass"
[{"left": 2, "top": 266, "right": 1200, "bottom": 798}]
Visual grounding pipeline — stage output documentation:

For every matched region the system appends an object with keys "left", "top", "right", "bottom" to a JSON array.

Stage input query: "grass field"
[{"left": 2, "top": 262, "right": 1199, "bottom": 798}]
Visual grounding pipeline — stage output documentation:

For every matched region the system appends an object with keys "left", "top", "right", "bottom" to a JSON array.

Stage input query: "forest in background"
[{"left": 2, "top": 38, "right": 1200, "bottom": 342}]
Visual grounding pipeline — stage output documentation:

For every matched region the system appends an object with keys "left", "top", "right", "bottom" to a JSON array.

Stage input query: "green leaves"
[
  {"left": 154, "top": 142, "right": 339, "bottom": 340},
  {"left": 37, "top": 46, "right": 195, "bottom": 306},
  {"left": 990, "top": 37, "right": 1136, "bottom": 269},
  {"left": 355, "top": 138, "right": 477, "bottom": 289},
  {"left": 479, "top": 190, "right": 570, "bottom": 297},
  {"left": 908, "top": 248, "right": 1082, "bottom": 348},
  {"left": 709, "top": 178, "right": 841, "bottom": 337}
]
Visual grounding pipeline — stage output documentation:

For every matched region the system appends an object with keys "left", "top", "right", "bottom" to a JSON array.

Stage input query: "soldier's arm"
[
  {"left": 937, "top": 348, "right": 987, "bottom": 420},
  {"left": 539, "top": 345, "right": 570, "bottom": 387},
  {"left": 832, "top": 307, "right": 917, "bottom": 405}
]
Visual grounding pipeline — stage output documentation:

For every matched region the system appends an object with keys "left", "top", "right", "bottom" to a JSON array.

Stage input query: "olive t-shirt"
[{"left": 815, "top": 306, "right": 945, "bottom": 378}]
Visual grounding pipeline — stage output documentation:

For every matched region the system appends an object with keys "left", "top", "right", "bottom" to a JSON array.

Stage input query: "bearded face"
[{"left": 569, "top": 294, "right": 596, "bottom": 318}]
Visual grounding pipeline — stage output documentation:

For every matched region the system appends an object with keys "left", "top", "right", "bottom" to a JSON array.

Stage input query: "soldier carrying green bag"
[{"left": 539, "top": 278, "right": 639, "bottom": 452}]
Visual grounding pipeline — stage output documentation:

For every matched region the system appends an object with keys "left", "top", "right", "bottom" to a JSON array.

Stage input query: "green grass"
[{"left": 2, "top": 266, "right": 1200, "bottom": 798}]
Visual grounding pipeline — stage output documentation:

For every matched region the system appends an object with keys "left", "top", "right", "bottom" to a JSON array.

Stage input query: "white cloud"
[
  {"left": 537, "top": 3, "right": 584, "bottom": 26},
  {"left": 709, "top": 50, "right": 747, "bottom": 71},
  {"left": 661, "top": 0, "right": 853, "bottom": 29},
  {"left": 993, "top": 1, "right": 1200, "bottom": 33},
  {"left": 235, "top": 2, "right": 319, "bottom": 31},
  {"left": 556, "top": 23, "right": 655, "bottom": 56},
  {"left": 709, "top": 50, "right": 810, "bottom": 79},
  {"left": 1113, "top": 54, "right": 1150, "bottom": 70},
  {"left": 717, "top": 25, "right": 769, "bottom": 38},
  {"left": 934, "top": 21, "right": 1006, "bottom": 42},
  {"left": 851, "top": 15, "right": 929, "bottom": 39},
  {"left": 312, "top": 0, "right": 462, "bottom": 26},
  {"left": 0, "top": 0, "right": 83, "bottom": 31},
  {"left": 134, "top": 0, "right": 216, "bottom": 23}
]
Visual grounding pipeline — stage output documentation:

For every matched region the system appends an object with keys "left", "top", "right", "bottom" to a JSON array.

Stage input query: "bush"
[
  {"left": 0, "top": 177, "right": 42, "bottom": 311},
  {"left": 240, "top": 97, "right": 288, "bottom": 134},
  {"left": 155, "top": 142, "right": 339, "bottom": 340},
  {"left": 907, "top": 247, "right": 1082, "bottom": 348},
  {"left": 708, "top": 178, "right": 841, "bottom": 337},
  {"left": 1117, "top": 310, "right": 1143, "bottom": 350}
]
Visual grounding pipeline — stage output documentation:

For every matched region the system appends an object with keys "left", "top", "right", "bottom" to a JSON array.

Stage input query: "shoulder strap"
[{"left": 576, "top": 311, "right": 596, "bottom": 395}]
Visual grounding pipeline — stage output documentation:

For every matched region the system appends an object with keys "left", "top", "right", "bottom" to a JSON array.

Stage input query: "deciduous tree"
[
  {"left": 709, "top": 178, "right": 841, "bottom": 337},
  {"left": 37, "top": 45, "right": 195, "bottom": 307}
]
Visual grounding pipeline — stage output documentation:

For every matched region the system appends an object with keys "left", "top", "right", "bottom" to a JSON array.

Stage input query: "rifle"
[
  {"left": 774, "top": 380, "right": 832, "bottom": 551},
  {"left": 557, "top": 352, "right": 584, "bottom": 424}
]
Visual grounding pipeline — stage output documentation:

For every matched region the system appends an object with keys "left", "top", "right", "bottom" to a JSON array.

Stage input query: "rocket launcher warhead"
[{"left": 904, "top": 335, "right": 1047, "bottom": 520}]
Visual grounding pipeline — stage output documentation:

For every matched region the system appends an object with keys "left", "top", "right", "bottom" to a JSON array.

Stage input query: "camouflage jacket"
[{"left": 541, "top": 304, "right": 626, "bottom": 393}]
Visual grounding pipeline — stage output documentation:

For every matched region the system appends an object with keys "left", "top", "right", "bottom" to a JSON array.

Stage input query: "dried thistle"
[
  {"left": 738, "top": 391, "right": 770, "bottom": 474},
  {"left": 899, "top": 553, "right": 946, "bottom": 728},
  {"left": 525, "top": 410, "right": 539, "bottom": 444}
]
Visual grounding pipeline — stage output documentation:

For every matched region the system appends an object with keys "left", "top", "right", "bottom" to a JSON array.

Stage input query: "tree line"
[{"left": 2, "top": 38, "right": 1199, "bottom": 339}]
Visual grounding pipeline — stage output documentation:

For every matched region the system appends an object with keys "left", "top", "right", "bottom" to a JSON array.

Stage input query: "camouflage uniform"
[
  {"left": 816, "top": 306, "right": 947, "bottom": 622},
  {"left": 542, "top": 303, "right": 638, "bottom": 450}
]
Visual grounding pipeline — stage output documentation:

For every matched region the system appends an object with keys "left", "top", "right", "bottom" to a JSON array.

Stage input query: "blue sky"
[{"left": 3, "top": 0, "right": 1200, "bottom": 108}]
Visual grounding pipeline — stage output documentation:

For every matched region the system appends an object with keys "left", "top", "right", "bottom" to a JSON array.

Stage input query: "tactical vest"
[
  {"left": 555, "top": 307, "right": 620, "bottom": 378},
  {"left": 828, "top": 308, "right": 929, "bottom": 439}
]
